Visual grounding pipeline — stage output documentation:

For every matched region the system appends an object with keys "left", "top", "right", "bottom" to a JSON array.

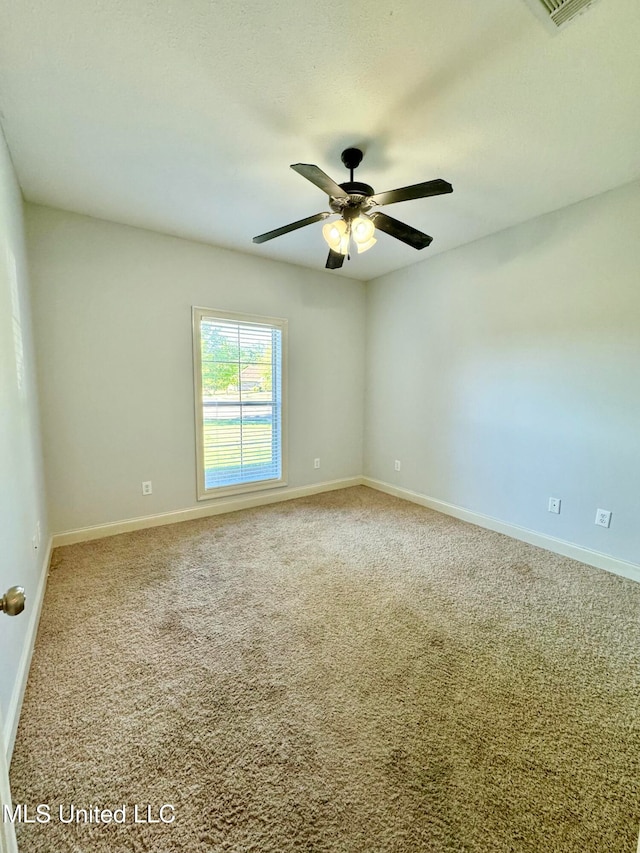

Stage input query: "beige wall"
[
  {"left": 26, "top": 205, "right": 366, "bottom": 533},
  {"left": 365, "top": 179, "right": 640, "bottom": 565}
]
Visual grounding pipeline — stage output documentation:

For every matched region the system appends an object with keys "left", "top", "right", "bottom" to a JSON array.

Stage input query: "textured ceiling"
[{"left": 1, "top": 0, "right": 639, "bottom": 281}]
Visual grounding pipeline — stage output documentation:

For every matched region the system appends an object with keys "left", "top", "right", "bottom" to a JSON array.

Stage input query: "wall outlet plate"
[
  {"left": 394, "top": 460, "right": 401, "bottom": 471},
  {"left": 595, "top": 508, "right": 611, "bottom": 528},
  {"left": 142, "top": 481, "right": 153, "bottom": 495},
  {"left": 314, "top": 458, "right": 320, "bottom": 469},
  {"left": 548, "top": 497, "right": 561, "bottom": 514}
]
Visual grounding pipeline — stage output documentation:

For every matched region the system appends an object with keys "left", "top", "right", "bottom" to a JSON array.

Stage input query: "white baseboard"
[
  {"left": 362, "top": 478, "right": 640, "bottom": 585},
  {"left": 52, "top": 477, "right": 364, "bottom": 548},
  {"left": 50, "top": 473, "right": 639, "bottom": 579},
  {"left": 4, "top": 536, "right": 53, "bottom": 763}
]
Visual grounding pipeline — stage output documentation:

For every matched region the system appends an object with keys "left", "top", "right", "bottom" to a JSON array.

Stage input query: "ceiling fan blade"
[
  {"left": 369, "top": 178, "right": 453, "bottom": 207},
  {"left": 370, "top": 211, "right": 433, "bottom": 250},
  {"left": 325, "top": 249, "right": 345, "bottom": 270},
  {"left": 253, "top": 212, "right": 330, "bottom": 244},
  {"left": 291, "top": 164, "right": 349, "bottom": 199}
]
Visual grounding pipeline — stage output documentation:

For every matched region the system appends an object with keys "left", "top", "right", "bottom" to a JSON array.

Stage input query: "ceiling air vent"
[{"left": 536, "top": 0, "right": 600, "bottom": 27}]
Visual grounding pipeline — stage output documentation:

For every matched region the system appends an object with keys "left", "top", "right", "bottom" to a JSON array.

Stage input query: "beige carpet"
[{"left": 10, "top": 486, "right": 640, "bottom": 852}]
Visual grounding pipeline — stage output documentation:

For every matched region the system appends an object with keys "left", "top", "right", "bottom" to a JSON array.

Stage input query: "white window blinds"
[{"left": 193, "top": 308, "right": 287, "bottom": 499}]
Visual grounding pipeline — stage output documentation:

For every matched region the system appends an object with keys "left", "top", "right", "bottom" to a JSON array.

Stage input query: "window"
[{"left": 192, "top": 307, "right": 287, "bottom": 500}]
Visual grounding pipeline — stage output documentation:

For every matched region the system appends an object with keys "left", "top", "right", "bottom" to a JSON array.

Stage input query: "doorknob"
[{"left": 1, "top": 586, "right": 26, "bottom": 617}]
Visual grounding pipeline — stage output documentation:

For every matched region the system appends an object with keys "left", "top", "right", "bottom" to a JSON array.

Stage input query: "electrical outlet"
[
  {"left": 142, "top": 481, "right": 153, "bottom": 496},
  {"left": 595, "top": 508, "right": 611, "bottom": 528},
  {"left": 314, "top": 458, "right": 320, "bottom": 469},
  {"left": 394, "top": 460, "right": 401, "bottom": 472},
  {"left": 548, "top": 497, "right": 561, "bottom": 514}
]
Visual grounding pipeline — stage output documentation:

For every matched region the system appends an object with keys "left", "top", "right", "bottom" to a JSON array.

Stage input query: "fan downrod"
[{"left": 337, "top": 148, "right": 371, "bottom": 199}]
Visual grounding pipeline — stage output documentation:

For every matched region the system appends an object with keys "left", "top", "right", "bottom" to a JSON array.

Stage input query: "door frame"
[{"left": 0, "top": 708, "right": 18, "bottom": 853}]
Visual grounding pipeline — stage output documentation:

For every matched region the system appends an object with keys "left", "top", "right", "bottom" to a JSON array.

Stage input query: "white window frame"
[{"left": 192, "top": 306, "right": 288, "bottom": 501}]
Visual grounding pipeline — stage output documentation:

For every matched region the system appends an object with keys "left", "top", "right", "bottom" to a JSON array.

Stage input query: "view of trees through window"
[
  {"left": 200, "top": 322, "right": 273, "bottom": 397},
  {"left": 197, "top": 314, "right": 283, "bottom": 493}
]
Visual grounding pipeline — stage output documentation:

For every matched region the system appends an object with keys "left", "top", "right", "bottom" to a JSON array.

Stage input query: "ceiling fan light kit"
[
  {"left": 322, "top": 213, "right": 376, "bottom": 256},
  {"left": 253, "top": 147, "right": 453, "bottom": 270}
]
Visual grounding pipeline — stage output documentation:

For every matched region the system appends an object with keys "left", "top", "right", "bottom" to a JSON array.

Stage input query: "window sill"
[{"left": 196, "top": 476, "right": 288, "bottom": 502}]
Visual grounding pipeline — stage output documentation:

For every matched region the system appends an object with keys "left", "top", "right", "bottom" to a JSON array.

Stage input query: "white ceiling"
[{"left": 1, "top": 0, "right": 639, "bottom": 281}]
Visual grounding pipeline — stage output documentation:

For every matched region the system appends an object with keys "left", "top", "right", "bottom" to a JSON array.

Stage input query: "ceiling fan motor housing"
[
  {"left": 330, "top": 182, "right": 375, "bottom": 215},
  {"left": 332, "top": 147, "right": 375, "bottom": 215}
]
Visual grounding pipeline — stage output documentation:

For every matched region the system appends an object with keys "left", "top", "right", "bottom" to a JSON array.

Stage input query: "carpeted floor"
[{"left": 10, "top": 486, "right": 640, "bottom": 852}]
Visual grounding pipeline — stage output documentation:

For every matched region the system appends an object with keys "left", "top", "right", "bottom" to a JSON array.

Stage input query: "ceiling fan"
[{"left": 253, "top": 147, "right": 453, "bottom": 270}]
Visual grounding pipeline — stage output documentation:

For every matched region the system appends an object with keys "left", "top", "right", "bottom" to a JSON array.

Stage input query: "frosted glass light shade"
[
  {"left": 351, "top": 215, "right": 376, "bottom": 253},
  {"left": 356, "top": 235, "right": 377, "bottom": 253},
  {"left": 322, "top": 219, "right": 349, "bottom": 255}
]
